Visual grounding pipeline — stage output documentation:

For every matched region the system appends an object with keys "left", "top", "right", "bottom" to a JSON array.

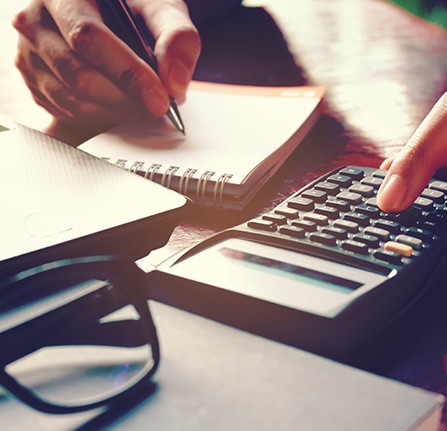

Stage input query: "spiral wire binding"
[
  {"left": 179, "top": 168, "right": 197, "bottom": 195},
  {"left": 108, "top": 158, "right": 232, "bottom": 207},
  {"left": 115, "top": 159, "right": 127, "bottom": 168},
  {"left": 196, "top": 171, "right": 215, "bottom": 206},
  {"left": 144, "top": 163, "right": 162, "bottom": 181},
  {"left": 213, "top": 173, "right": 233, "bottom": 208},
  {"left": 130, "top": 161, "right": 144, "bottom": 173},
  {"left": 161, "top": 166, "right": 179, "bottom": 189}
]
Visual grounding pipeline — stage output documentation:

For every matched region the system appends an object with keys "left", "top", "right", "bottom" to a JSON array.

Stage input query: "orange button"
[{"left": 384, "top": 241, "right": 413, "bottom": 257}]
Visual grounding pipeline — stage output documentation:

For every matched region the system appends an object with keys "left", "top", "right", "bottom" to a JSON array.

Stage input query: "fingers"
[
  {"left": 377, "top": 92, "right": 447, "bottom": 212},
  {"left": 13, "top": 0, "right": 146, "bottom": 129},
  {"left": 13, "top": 0, "right": 200, "bottom": 131},
  {"left": 44, "top": 0, "right": 170, "bottom": 116},
  {"left": 133, "top": 0, "right": 201, "bottom": 101}
]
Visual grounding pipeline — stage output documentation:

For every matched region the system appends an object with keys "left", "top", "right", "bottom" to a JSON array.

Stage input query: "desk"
[{"left": 2, "top": 0, "right": 447, "bottom": 428}]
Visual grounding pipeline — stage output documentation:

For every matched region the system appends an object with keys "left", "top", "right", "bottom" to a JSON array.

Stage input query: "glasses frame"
[{"left": 0, "top": 255, "right": 160, "bottom": 415}]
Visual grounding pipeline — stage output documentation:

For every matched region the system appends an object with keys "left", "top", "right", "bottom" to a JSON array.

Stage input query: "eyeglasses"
[{"left": 0, "top": 255, "right": 159, "bottom": 414}]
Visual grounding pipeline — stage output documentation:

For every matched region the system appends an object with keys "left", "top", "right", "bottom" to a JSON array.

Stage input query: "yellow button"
[{"left": 384, "top": 241, "right": 413, "bottom": 257}]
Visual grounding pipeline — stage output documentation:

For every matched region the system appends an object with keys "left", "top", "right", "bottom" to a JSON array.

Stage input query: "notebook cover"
[
  {"left": 0, "top": 119, "right": 189, "bottom": 274},
  {"left": 0, "top": 302, "right": 443, "bottom": 430}
]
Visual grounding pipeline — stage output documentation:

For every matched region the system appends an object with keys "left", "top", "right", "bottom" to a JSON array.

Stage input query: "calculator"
[{"left": 149, "top": 166, "right": 447, "bottom": 361}]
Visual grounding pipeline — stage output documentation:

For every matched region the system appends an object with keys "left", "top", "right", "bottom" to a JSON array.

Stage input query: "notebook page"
[{"left": 79, "top": 83, "right": 323, "bottom": 187}]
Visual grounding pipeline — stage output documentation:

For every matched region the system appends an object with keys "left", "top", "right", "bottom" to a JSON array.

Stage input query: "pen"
[{"left": 96, "top": 0, "right": 186, "bottom": 134}]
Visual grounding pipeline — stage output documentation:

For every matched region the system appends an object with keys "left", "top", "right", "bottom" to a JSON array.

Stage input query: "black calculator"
[{"left": 149, "top": 166, "right": 447, "bottom": 361}]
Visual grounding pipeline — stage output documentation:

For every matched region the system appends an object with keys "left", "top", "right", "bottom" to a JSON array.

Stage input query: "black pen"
[{"left": 96, "top": 0, "right": 186, "bottom": 134}]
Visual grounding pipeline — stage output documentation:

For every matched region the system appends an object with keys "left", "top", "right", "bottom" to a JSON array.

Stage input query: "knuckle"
[
  {"left": 12, "top": 8, "right": 35, "bottom": 40},
  {"left": 12, "top": 10, "right": 28, "bottom": 32},
  {"left": 66, "top": 21, "right": 99, "bottom": 54}
]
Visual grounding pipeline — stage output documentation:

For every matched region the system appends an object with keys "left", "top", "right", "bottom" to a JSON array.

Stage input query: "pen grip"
[{"left": 96, "top": 0, "right": 159, "bottom": 71}]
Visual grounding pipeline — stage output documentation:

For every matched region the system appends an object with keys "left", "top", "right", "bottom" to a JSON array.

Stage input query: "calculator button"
[
  {"left": 327, "top": 174, "right": 352, "bottom": 187},
  {"left": 309, "top": 232, "right": 337, "bottom": 246},
  {"left": 364, "top": 197, "right": 379, "bottom": 208},
  {"left": 288, "top": 197, "right": 314, "bottom": 211},
  {"left": 374, "top": 219, "right": 400, "bottom": 234},
  {"left": 326, "top": 199, "right": 351, "bottom": 212},
  {"left": 341, "top": 240, "right": 369, "bottom": 255},
  {"left": 352, "top": 234, "right": 380, "bottom": 248},
  {"left": 339, "top": 167, "right": 364, "bottom": 180},
  {"left": 292, "top": 219, "right": 318, "bottom": 232},
  {"left": 247, "top": 219, "right": 276, "bottom": 231},
  {"left": 395, "top": 234, "right": 423, "bottom": 250},
  {"left": 373, "top": 250, "right": 402, "bottom": 265},
  {"left": 355, "top": 204, "right": 380, "bottom": 218},
  {"left": 278, "top": 226, "right": 306, "bottom": 238},
  {"left": 348, "top": 184, "right": 375, "bottom": 197},
  {"left": 302, "top": 189, "right": 327, "bottom": 203},
  {"left": 315, "top": 181, "right": 340, "bottom": 195},
  {"left": 421, "top": 188, "right": 444, "bottom": 203},
  {"left": 384, "top": 241, "right": 413, "bottom": 257},
  {"left": 406, "top": 227, "right": 432, "bottom": 242},
  {"left": 262, "top": 213, "right": 287, "bottom": 225},
  {"left": 429, "top": 180, "right": 447, "bottom": 193},
  {"left": 343, "top": 212, "right": 370, "bottom": 227},
  {"left": 303, "top": 213, "right": 329, "bottom": 226},
  {"left": 336, "top": 191, "right": 362, "bottom": 205},
  {"left": 321, "top": 227, "right": 348, "bottom": 239},
  {"left": 333, "top": 219, "right": 359, "bottom": 233},
  {"left": 361, "top": 176, "right": 383, "bottom": 188},
  {"left": 396, "top": 207, "right": 422, "bottom": 226},
  {"left": 314, "top": 205, "right": 339, "bottom": 219},
  {"left": 275, "top": 207, "right": 299, "bottom": 218},
  {"left": 413, "top": 197, "right": 434, "bottom": 211},
  {"left": 372, "top": 169, "right": 387, "bottom": 178},
  {"left": 363, "top": 226, "right": 389, "bottom": 241}
]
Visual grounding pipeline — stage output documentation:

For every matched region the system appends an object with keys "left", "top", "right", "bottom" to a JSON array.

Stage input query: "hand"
[
  {"left": 377, "top": 92, "right": 447, "bottom": 212},
  {"left": 12, "top": 0, "right": 201, "bottom": 132}
]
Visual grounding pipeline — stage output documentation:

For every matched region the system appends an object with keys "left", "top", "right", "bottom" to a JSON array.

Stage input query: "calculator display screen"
[
  {"left": 169, "top": 238, "right": 387, "bottom": 317},
  {"left": 219, "top": 247, "right": 363, "bottom": 291}
]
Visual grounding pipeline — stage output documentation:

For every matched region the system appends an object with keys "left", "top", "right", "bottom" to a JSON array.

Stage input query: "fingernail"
[
  {"left": 377, "top": 174, "right": 407, "bottom": 212},
  {"left": 142, "top": 87, "right": 169, "bottom": 117},
  {"left": 168, "top": 59, "right": 190, "bottom": 97}
]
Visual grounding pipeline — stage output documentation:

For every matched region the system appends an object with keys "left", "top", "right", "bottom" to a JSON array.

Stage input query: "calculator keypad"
[{"left": 245, "top": 166, "right": 447, "bottom": 270}]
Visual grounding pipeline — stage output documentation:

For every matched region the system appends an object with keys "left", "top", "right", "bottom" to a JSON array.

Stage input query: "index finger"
[
  {"left": 377, "top": 92, "right": 447, "bottom": 212},
  {"left": 135, "top": 0, "right": 201, "bottom": 101},
  {"left": 44, "top": 0, "right": 169, "bottom": 116}
]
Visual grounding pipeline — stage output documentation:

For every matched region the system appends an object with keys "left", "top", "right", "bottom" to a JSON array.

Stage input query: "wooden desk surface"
[{"left": 2, "top": 0, "right": 447, "bottom": 427}]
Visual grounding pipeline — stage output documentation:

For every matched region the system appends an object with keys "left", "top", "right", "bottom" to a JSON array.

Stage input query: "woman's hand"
[
  {"left": 12, "top": 0, "right": 201, "bottom": 132},
  {"left": 377, "top": 92, "right": 447, "bottom": 212}
]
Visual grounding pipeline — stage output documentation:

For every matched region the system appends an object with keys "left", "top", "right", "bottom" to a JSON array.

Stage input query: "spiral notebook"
[{"left": 79, "top": 81, "right": 324, "bottom": 210}]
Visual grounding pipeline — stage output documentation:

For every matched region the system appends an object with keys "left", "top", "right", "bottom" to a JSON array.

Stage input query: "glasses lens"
[{"left": 0, "top": 268, "right": 156, "bottom": 408}]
